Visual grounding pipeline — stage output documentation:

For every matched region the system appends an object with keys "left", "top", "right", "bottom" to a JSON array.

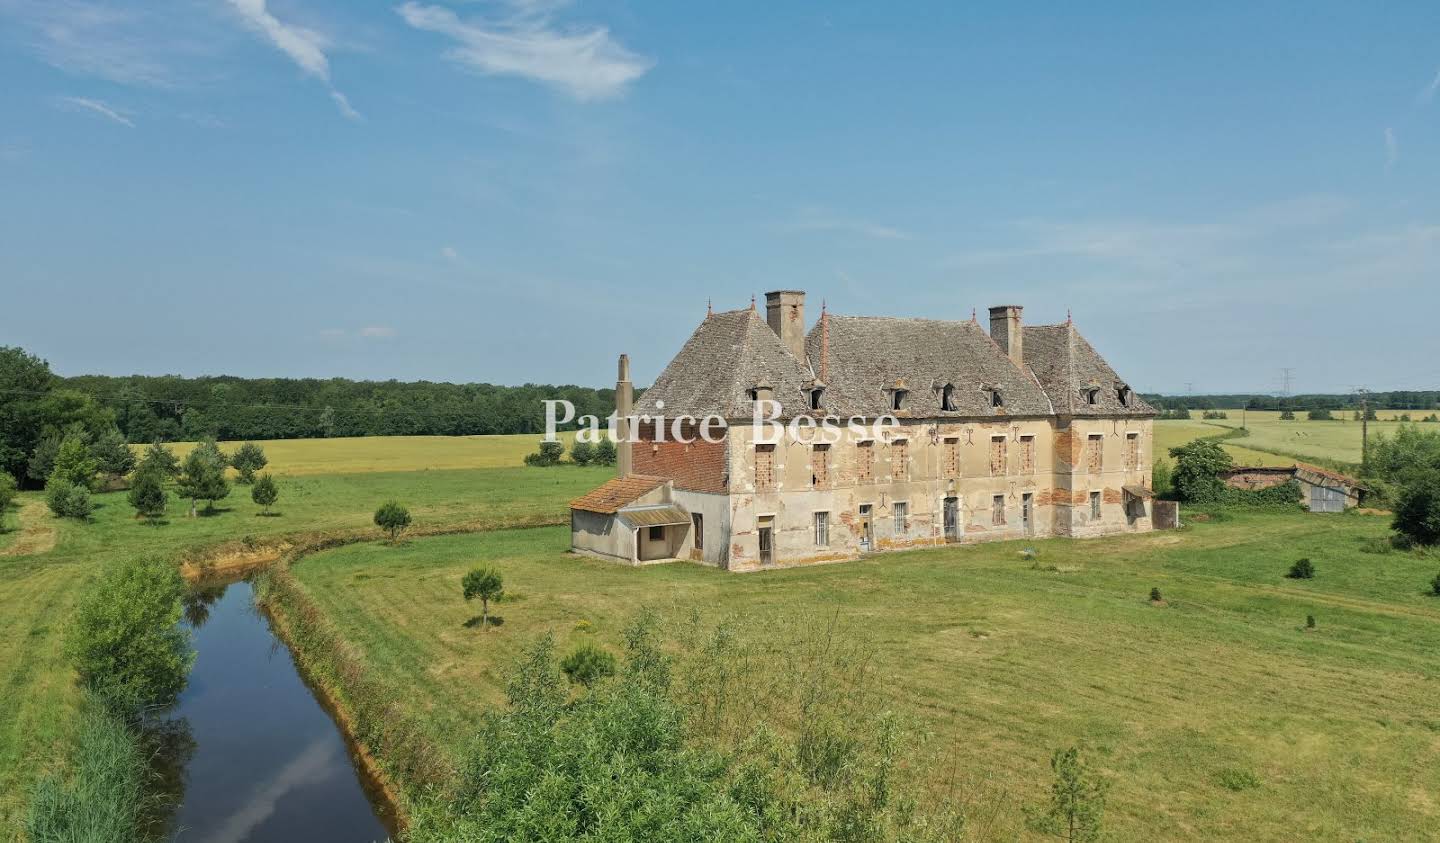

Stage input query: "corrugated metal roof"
[{"left": 617, "top": 505, "right": 691, "bottom": 527}]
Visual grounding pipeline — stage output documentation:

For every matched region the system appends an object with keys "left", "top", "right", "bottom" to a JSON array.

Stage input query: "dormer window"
[
  {"left": 808, "top": 387, "right": 825, "bottom": 411},
  {"left": 748, "top": 384, "right": 773, "bottom": 403},
  {"left": 941, "top": 383, "right": 957, "bottom": 412},
  {"left": 891, "top": 389, "right": 908, "bottom": 411},
  {"left": 1116, "top": 385, "right": 1132, "bottom": 407},
  {"left": 991, "top": 389, "right": 1004, "bottom": 408},
  {"left": 1084, "top": 387, "right": 1100, "bottom": 406}
]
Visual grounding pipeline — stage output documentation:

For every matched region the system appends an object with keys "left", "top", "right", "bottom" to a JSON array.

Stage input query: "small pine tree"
[
  {"left": 127, "top": 471, "right": 168, "bottom": 524},
  {"left": 45, "top": 478, "right": 94, "bottom": 520},
  {"left": 1306, "top": 614, "right": 1316, "bottom": 629},
  {"left": 1149, "top": 587, "right": 1163, "bottom": 603},
  {"left": 1279, "top": 409, "right": 1295, "bottom": 420},
  {"left": 176, "top": 440, "right": 230, "bottom": 516},
  {"left": 462, "top": 566, "right": 504, "bottom": 631},
  {"left": 136, "top": 441, "right": 181, "bottom": 480},
  {"left": 374, "top": 501, "right": 412, "bottom": 543},
  {"left": 230, "top": 442, "right": 268, "bottom": 484},
  {"left": 1026, "top": 746, "right": 1109, "bottom": 843},
  {"left": 251, "top": 473, "right": 279, "bottom": 515},
  {"left": 91, "top": 427, "right": 136, "bottom": 481},
  {"left": 1287, "top": 558, "right": 1315, "bottom": 579},
  {"left": 570, "top": 439, "right": 595, "bottom": 466},
  {"left": 561, "top": 642, "right": 617, "bottom": 686},
  {"left": 593, "top": 438, "right": 618, "bottom": 466}
]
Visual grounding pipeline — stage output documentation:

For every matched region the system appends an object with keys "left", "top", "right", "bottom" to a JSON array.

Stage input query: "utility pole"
[{"left": 1358, "top": 388, "right": 1370, "bottom": 470}]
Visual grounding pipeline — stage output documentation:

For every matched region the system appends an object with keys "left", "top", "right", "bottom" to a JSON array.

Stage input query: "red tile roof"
[{"left": 569, "top": 475, "right": 667, "bottom": 514}]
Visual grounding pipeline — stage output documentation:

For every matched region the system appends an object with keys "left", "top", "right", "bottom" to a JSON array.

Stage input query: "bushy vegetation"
[
  {"left": 462, "top": 566, "right": 504, "bottom": 630},
  {"left": 251, "top": 473, "right": 280, "bottom": 515},
  {"left": 229, "top": 441, "right": 268, "bottom": 484},
  {"left": 569, "top": 439, "right": 596, "bottom": 466},
  {"left": 1391, "top": 470, "right": 1440, "bottom": 547},
  {"left": 560, "top": 641, "right": 616, "bottom": 686},
  {"left": 0, "top": 470, "right": 16, "bottom": 530},
  {"left": 1203, "top": 410, "right": 1230, "bottom": 420},
  {"left": 135, "top": 442, "right": 180, "bottom": 480},
  {"left": 49, "top": 435, "right": 99, "bottom": 490},
  {"left": 1287, "top": 558, "right": 1315, "bottom": 580},
  {"left": 24, "top": 703, "right": 154, "bottom": 843},
  {"left": 1307, "top": 408, "right": 1333, "bottom": 421},
  {"left": 45, "top": 478, "right": 94, "bottom": 520},
  {"left": 1149, "top": 587, "right": 1163, "bottom": 603},
  {"left": 126, "top": 471, "right": 168, "bottom": 523},
  {"left": 1277, "top": 409, "right": 1294, "bottom": 420},
  {"left": 593, "top": 438, "right": 618, "bottom": 466},
  {"left": 65, "top": 556, "right": 193, "bottom": 719},
  {"left": 524, "top": 440, "right": 566, "bottom": 467},
  {"left": 407, "top": 614, "right": 961, "bottom": 842},
  {"left": 374, "top": 501, "right": 412, "bottom": 542},
  {"left": 1025, "top": 746, "right": 1109, "bottom": 842},
  {"left": 1216, "top": 768, "right": 1261, "bottom": 791},
  {"left": 1168, "top": 439, "right": 1300, "bottom": 508},
  {"left": 176, "top": 440, "right": 229, "bottom": 516}
]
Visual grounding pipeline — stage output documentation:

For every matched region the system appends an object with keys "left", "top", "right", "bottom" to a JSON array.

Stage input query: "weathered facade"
[{"left": 571, "top": 291, "right": 1159, "bottom": 571}]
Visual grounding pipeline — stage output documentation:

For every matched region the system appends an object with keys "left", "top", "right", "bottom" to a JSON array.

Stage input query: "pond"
[{"left": 160, "top": 579, "right": 397, "bottom": 842}]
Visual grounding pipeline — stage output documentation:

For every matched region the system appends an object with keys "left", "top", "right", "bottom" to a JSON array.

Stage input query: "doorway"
[
  {"left": 757, "top": 515, "right": 774, "bottom": 565},
  {"left": 858, "top": 504, "right": 873, "bottom": 551},
  {"left": 1021, "top": 493, "right": 1033, "bottom": 533},
  {"left": 943, "top": 496, "right": 959, "bottom": 542}
]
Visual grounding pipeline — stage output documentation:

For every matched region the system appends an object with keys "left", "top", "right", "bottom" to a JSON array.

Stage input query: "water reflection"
[{"left": 161, "top": 579, "right": 395, "bottom": 842}]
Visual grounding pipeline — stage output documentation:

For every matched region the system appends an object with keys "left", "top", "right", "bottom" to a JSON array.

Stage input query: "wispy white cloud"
[
  {"left": 1385, "top": 127, "right": 1399, "bottom": 170},
  {"left": 0, "top": 0, "right": 183, "bottom": 87},
  {"left": 224, "top": 0, "right": 360, "bottom": 120},
  {"left": 56, "top": 96, "right": 135, "bottom": 127},
  {"left": 396, "top": 1, "right": 652, "bottom": 101},
  {"left": 1419, "top": 68, "right": 1440, "bottom": 105}
]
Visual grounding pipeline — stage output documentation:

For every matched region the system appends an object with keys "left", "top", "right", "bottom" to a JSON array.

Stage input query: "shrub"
[
  {"left": 1307, "top": 408, "right": 1333, "bottom": 421},
  {"left": 1287, "top": 558, "right": 1315, "bottom": 579},
  {"left": 1392, "top": 469, "right": 1440, "bottom": 546},
  {"left": 1026, "top": 746, "right": 1109, "bottom": 843},
  {"left": 24, "top": 703, "right": 151, "bottom": 843},
  {"left": 229, "top": 442, "right": 268, "bottom": 484},
  {"left": 1151, "top": 460, "right": 1173, "bottom": 497},
  {"left": 374, "top": 501, "right": 412, "bottom": 543},
  {"left": 251, "top": 473, "right": 279, "bottom": 515},
  {"left": 523, "top": 440, "right": 565, "bottom": 467},
  {"left": 569, "top": 439, "right": 595, "bottom": 466},
  {"left": 135, "top": 442, "right": 181, "bottom": 479},
  {"left": 1430, "top": 572, "right": 1440, "bottom": 597},
  {"left": 593, "top": 438, "right": 617, "bottom": 466},
  {"left": 45, "top": 478, "right": 94, "bottom": 520},
  {"left": 1278, "top": 409, "right": 1295, "bottom": 420},
  {"left": 65, "top": 556, "right": 193, "bottom": 718},
  {"left": 0, "top": 470, "right": 16, "bottom": 529},
  {"left": 176, "top": 440, "right": 229, "bottom": 516},
  {"left": 1216, "top": 768, "right": 1260, "bottom": 791},
  {"left": 1306, "top": 614, "right": 1316, "bottom": 629},
  {"left": 91, "top": 427, "right": 136, "bottom": 481},
  {"left": 462, "top": 566, "right": 504, "bottom": 630},
  {"left": 50, "top": 435, "right": 99, "bottom": 490},
  {"left": 1168, "top": 440, "right": 1233, "bottom": 503},
  {"left": 1149, "top": 587, "right": 1163, "bottom": 603},
  {"left": 560, "top": 642, "right": 617, "bottom": 687},
  {"left": 126, "top": 471, "right": 167, "bottom": 523},
  {"left": 1204, "top": 410, "right": 1230, "bottom": 420}
]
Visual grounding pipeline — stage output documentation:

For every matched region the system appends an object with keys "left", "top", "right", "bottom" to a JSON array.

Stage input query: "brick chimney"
[
  {"left": 988, "top": 305, "right": 1023, "bottom": 366},
  {"left": 615, "top": 353, "right": 633, "bottom": 477},
  {"left": 765, "top": 290, "right": 806, "bottom": 361}
]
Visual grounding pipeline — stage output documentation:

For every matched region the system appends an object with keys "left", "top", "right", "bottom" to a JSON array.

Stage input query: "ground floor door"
[
  {"left": 1310, "top": 485, "right": 1345, "bottom": 513},
  {"left": 943, "top": 497, "right": 960, "bottom": 542},
  {"left": 1021, "top": 493, "right": 1033, "bottom": 533},
  {"left": 757, "top": 515, "right": 774, "bottom": 565},
  {"left": 859, "top": 504, "right": 873, "bottom": 551}
]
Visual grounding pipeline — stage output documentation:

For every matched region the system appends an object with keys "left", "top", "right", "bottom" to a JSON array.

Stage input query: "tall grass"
[{"left": 24, "top": 701, "right": 152, "bottom": 843}]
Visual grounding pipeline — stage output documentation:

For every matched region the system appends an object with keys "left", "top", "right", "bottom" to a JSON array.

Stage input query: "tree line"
[{"left": 1143, "top": 391, "right": 1440, "bottom": 412}]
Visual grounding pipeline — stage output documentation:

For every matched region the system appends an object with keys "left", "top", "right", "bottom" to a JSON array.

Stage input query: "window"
[
  {"left": 1084, "top": 387, "right": 1099, "bottom": 405},
  {"left": 1086, "top": 434, "right": 1103, "bottom": 473},
  {"left": 1116, "top": 385, "right": 1132, "bottom": 407},
  {"left": 809, "top": 387, "right": 824, "bottom": 410},
  {"left": 814, "top": 511, "right": 829, "bottom": 546},
  {"left": 943, "top": 437, "right": 960, "bottom": 478},
  {"left": 1125, "top": 432, "right": 1139, "bottom": 470},
  {"left": 990, "top": 436, "right": 1007, "bottom": 476},
  {"left": 892, "top": 438, "right": 908, "bottom": 481},
  {"left": 1019, "top": 435, "right": 1036, "bottom": 474},
  {"left": 941, "top": 383, "right": 957, "bottom": 411},
  {"left": 991, "top": 389, "right": 1004, "bottom": 408},
  {"left": 648, "top": 525, "right": 664, "bottom": 541},
  {"left": 754, "top": 443, "right": 776, "bottom": 490},
  {"left": 857, "top": 440, "right": 874, "bottom": 482},
  {"left": 891, "top": 389, "right": 908, "bottom": 411},
  {"left": 758, "top": 515, "right": 774, "bottom": 565},
  {"left": 748, "top": 384, "right": 773, "bottom": 403},
  {"left": 812, "top": 443, "right": 830, "bottom": 487},
  {"left": 1022, "top": 492, "right": 1033, "bottom": 530},
  {"left": 692, "top": 513, "right": 703, "bottom": 550},
  {"left": 991, "top": 494, "right": 1006, "bottom": 526},
  {"left": 893, "top": 501, "right": 908, "bottom": 533},
  {"left": 1089, "top": 491, "right": 1102, "bottom": 519},
  {"left": 859, "top": 504, "right": 873, "bottom": 549}
]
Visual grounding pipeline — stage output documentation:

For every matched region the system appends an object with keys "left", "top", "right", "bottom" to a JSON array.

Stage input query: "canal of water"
[{"left": 160, "top": 578, "right": 397, "bottom": 842}]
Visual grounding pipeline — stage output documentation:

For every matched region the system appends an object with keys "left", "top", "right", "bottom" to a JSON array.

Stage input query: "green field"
[
  {"left": 290, "top": 512, "right": 1440, "bottom": 840},
  {"left": 1153, "top": 420, "right": 1291, "bottom": 468},
  {"left": 1200, "top": 411, "right": 1422, "bottom": 467},
  {"left": 0, "top": 434, "right": 606, "bottom": 830}
]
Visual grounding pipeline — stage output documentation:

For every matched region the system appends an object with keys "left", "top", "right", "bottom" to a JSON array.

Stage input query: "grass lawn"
[
  {"left": 1202, "top": 411, "right": 1422, "bottom": 467},
  {"left": 290, "top": 511, "right": 1440, "bottom": 841},
  {"left": 0, "top": 432, "right": 607, "bottom": 830},
  {"left": 133, "top": 432, "right": 578, "bottom": 476}
]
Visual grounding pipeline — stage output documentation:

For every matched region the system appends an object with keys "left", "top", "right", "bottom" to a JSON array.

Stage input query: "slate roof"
[
  {"left": 635, "top": 308, "right": 816, "bottom": 420},
  {"left": 570, "top": 475, "right": 668, "bottom": 514},
  {"left": 634, "top": 305, "right": 1154, "bottom": 421},
  {"left": 804, "top": 316, "right": 1053, "bottom": 418},
  {"left": 1023, "top": 324, "right": 1156, "bottom": 417}
]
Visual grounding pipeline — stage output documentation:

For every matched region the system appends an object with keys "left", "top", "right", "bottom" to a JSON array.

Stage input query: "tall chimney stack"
[
  {"left": 988, "top": 305, "right": 1024, "bottom": 366},
  {"left": 615, "top": 353, "right": 633, "bottom": 477},
  {"left": 764, "top": 290, "right": 806, "bottom": 361}
]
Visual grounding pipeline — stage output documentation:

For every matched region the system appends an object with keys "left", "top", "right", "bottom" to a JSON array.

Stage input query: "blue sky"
[{"left": 1, "top": 1, "right": 1438, "bottom": 394}]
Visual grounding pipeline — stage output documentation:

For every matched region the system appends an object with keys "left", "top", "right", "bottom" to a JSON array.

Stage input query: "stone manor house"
[{"left": 570, "top": 291, "right": 1158, "bottom": 571}]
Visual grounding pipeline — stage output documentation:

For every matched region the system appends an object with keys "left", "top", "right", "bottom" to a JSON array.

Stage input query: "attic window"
[
  {"left": 748, "top": 385, "right": 773, "bottom": 403},
  {"left": 891, "top": 389, "right": 908, "bottom": 411},
  {"left": 1084, "top": 387, "right": 1100, "bottom": 405},
  {"left": 991, "top": 389, "right": 1004, "bottom": 408},
  {"left": 1116, "top": 385, "right": 1132, "bottom": 407},
  {"left": 941, "top": 383, "right": 957, "bottom": 412},
  {"left": 808, "top": 387, "right": 825, "bottom": 411}
]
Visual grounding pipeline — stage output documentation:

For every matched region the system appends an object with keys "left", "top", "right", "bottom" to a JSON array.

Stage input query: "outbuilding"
[
  {"left": 569, "top": 474, "right": 694, "bottom": 565},
  {"left": 1220, "top": 462, "right": 1365, "bottom": 512}
]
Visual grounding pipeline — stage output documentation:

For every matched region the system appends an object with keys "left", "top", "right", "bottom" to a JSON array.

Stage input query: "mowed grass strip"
[
  {"left": 138, "top": 433, "right": 578, "bottom": 476},
  {"left": 292, "top": 511, "right": 1440, "bottom": 841}
]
